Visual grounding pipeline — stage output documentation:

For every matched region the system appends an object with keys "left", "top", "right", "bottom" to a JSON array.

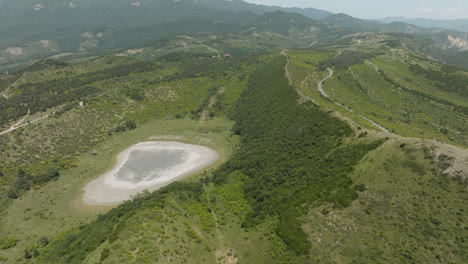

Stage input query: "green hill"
[
  {"left": 0, "top": 2, "right": 467, "bottom": 264},
  {"left": 0, "top": 44, "right": 466, "bottom": 263}
]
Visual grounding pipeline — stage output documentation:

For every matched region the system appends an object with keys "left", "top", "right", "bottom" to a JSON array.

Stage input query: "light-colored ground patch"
[
  {"left": 5, "top": 47, "right": 23, "bottom": 56},
  {"left": 83, "top": 141, "right": 219, "bottom": 206}
]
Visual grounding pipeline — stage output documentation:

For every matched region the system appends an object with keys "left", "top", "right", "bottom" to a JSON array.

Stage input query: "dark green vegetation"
[{"left": 213, "top": 57, "right": 382, "bottom": 253}]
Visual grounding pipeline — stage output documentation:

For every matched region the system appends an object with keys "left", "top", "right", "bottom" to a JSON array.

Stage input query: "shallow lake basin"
[{"left": 83, "top": 141, "right": 219, "bottom": 206}]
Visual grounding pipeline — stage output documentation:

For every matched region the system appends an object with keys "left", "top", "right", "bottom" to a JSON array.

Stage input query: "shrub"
[{"left": 0, "top": 237, "right": 18, "bottom": 249}]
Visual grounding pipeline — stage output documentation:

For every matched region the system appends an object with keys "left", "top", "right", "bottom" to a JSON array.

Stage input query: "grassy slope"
[
  {"left": 0, "top": 55, "right": 256, "bottom": 261},
  {"left": 0, "top": 55, "right": 251, "bottom": 166},
  {"left": 0, "top": 118, "right": 236, "bottom": 262},
  {"left": 288, "top": 47, "right": 468, "bottom": 147},
  {"left": 286, "top": 47, "right": 467, "bottom": 263},
  {"left": 0, "top": 50, "right": 466, "bottom": 263},
  {"left": 304, "top": 139, "right": 467, "bottom": 263}
]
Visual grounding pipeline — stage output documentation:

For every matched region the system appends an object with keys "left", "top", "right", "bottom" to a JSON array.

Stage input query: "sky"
[{"left": 244, "top": 0, "right": 468, "bottom": 20}]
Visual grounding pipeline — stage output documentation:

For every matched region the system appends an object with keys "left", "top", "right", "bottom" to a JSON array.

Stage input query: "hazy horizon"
[{"left": 244, "top": 0, "right": 468, "bottom": 20}]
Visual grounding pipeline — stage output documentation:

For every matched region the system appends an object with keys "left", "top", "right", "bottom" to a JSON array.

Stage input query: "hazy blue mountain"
[
  {"left": 0, "top": 0, "right": 332, "bottom": 49},
  {"left": 191, "top": 0, "right": 333, "bottom": 20},
  {"left": 1, "top": 0, "right": 467, "bottom": 69},
  {"left": 378, "top": 17, "right": 468, "bottom": 33},
  {"left": 249, "top": 11, "right": 323, "bottom": 35}
]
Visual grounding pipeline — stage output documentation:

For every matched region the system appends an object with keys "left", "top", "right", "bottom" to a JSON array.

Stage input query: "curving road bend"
[{"left": 317, "top": 68, "right": 389, "bottom": 133}]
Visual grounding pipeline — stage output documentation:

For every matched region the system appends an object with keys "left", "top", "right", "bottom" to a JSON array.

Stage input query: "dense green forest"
[{"left": 212, "top": 57, "right": 382, "bottom": 253}]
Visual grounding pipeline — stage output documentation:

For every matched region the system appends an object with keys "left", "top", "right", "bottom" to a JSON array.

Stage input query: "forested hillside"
[
  {"left": 0, "top": 1, "right": 467, "bottom": 263},
  {"left": 1, "top": 0, "right": 468, "bottom": 69}
]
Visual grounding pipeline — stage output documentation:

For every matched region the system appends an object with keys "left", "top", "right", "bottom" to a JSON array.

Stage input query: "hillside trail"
[
  {"left": 317, "top": 68, "right": 333, "bottom": 98},
  {"left": 199, "top": 87, "right": 225, "bottom": 124},
  {"left": 281, "top": 50, "right": 316, "bottom": 103},
  {"left": 280, "top": 50, "right": 293, "bottom": 86},
  {"left": 281, "top": 49, "right": 389, "bottom": 132},
  {"left": 317, "top": 67, "right": 390, "bottom": 133},
  {"left": 310, "top": 56, "right": 466, "bottom": 178},
  {"left": 205, "top": 191, "right": 238, "bottom": 264},
  {"left": 0, "top": 114, "right": 49, "bottom": 136}
]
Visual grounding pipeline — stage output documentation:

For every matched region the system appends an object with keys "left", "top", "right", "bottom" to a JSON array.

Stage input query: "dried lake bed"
[{"left": 83, "top": 141, "right": 219, "bottom": 206}]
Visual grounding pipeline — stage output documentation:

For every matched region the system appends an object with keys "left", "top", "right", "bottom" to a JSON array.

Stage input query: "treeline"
[
  {"left": 0, "top": 61, "right": 161, "bottom": 127},
  {"left": 4, "top": 165, "right": 60, "bottom": 199},
  {"left": 409, "top": 64, "right": 468, "bottom": 97},
  {"left": 18, "top": 59, "right": 68, "bottom": 73},
  {"left": 109, "top": 120, "right": 137, "bottom": 134},
  {"left": 317, "top": 50, "right": 374, "bottom": 70},
  {"left": 162, "top": 55, "right": 257, "bottom": 82},
  {"left": 36, "top": 182, "right": 204, "bottom": 263},
  {"left": 212, "top": 57, "right": 382, "bottom": 254}
]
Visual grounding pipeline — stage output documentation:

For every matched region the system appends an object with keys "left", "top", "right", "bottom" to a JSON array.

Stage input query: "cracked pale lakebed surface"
[{"left": 83, "top": 141, "right": 219, "bottom": 206}]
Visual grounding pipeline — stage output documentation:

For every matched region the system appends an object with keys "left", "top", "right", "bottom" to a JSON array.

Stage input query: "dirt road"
[
  {"left": 317, "top": 68, "right": 389, "bottom": 133},
  {"left": 317, "top": 68, "right": 333, "bottom": 98},
  {"left": 0, "top": 114, "right": 49, "bottom": 136},
  {"left": 281, "top": 50, "right": 293, "bottom": 85}
]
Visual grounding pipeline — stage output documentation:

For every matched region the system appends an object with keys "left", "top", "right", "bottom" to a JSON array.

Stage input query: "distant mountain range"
[
  {"left": 1, "top": 0, "right": 467, "bottom": 69},
  {"left": 377, "top": 17, "right": 468, "bottom": 33}
]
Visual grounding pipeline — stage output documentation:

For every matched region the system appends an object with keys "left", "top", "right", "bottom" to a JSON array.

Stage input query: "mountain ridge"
[{"left": 377, "top": 17, "right": 468, "bottom": 32}]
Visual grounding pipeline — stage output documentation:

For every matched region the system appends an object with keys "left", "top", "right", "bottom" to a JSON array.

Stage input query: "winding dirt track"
[
  {"left": 281, "top": 50, "right": 293, "bottom": 85},
  {"left": 317, "top": 68, "right": 333, "bottom": 98},
  {"left": 317, "top": 67, "right": 389, "bottom": 133}
]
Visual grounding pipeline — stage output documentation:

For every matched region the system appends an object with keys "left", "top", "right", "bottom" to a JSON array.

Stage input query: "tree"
[
  {"left": 24, "top": 249, "right": 32, "bottom": 259},
  {"left": 124, "top": 120, "right": 137, "bottom": 130},
  {"left": 38, "top": 236, "right": 49, "bottom": 247},
  {"left": 6, "top": 188, "right": 18, "bottom": 199},
  {"left": 13, "top": 169, "right": 30, "bottom": 191}
]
